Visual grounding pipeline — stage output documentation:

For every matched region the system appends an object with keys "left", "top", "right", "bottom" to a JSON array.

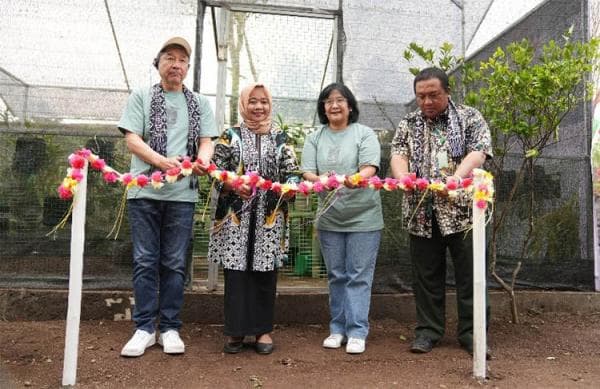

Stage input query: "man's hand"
[
  {"left": 435, "top": 175, "right": 461, "bottom": 198},
  {"left": 192, "top": 160, "right": 210, "bottom": 176},
  {"left": 157, "top": 156, "right": 182, "bottom": 172}
]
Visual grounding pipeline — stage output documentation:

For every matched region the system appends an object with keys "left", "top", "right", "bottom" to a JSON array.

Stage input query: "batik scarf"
[
  {"left": 413, "top": 97, "right": 465, "bottom": 177},
  {"left": 148, "top": 83, "right": 202, "bottom": 159}
]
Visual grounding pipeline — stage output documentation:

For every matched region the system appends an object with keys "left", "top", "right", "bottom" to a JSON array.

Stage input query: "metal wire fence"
[
  {"left": 0, "top": 130, "right": 329, "bottom": 289},
  {"left": 0, "top": 0, "right": 597, "bottom": 292},
  {"left": 0, "top": 1, "right": 341, "bottom": 289},
  {"left": 1, "top": 128, "right": 593, "bottom": 291}
]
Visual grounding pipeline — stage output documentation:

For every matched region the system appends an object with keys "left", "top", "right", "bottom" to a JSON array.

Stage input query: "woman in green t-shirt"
[{"left": 301, "top": 83, "right": 384, "bottom": 354}]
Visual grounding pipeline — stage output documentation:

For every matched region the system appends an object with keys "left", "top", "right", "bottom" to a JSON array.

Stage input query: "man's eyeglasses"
[
  {"left": 323, "top": 97, "right": 347, "bottom": 107},
  {"left": 162, "top": 56, "right": 190, "bottom": 67}
]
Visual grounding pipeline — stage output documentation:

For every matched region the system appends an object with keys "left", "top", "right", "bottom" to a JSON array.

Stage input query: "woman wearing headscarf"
[
  {"left": 301, "top": 83, "right": 383, "bottom": 354},
  {"left": 208, "top": 83, "right": 299, "bottom": 355}
]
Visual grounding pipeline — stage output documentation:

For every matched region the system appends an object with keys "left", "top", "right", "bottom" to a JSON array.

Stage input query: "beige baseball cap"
[{"left": 158, "top": 36, "right": 192, "bottom": 57}]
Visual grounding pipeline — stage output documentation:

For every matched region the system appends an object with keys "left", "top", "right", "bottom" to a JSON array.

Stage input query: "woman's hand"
[
  {"left": 344, "top": 166, "right": 376, "bottom": 189},
  {"left": 222, "top": 181, "right": 253, "bottom": 200},
  {"left": 282, "top": 191, "right": 296, "bottom": 201},
  {"left": 302, "top": 171, "right": 321, "bottom": 183},
  {"left": 236, "top": 184, "right": 253, "bottom": 200},
  {"left": 344, "top": 175, "right": 361, "bottom": 189}
]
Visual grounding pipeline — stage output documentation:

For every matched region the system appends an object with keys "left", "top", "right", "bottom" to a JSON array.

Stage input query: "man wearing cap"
[{"left": 118, "top": 37, "right": 219, "bottom": 357}]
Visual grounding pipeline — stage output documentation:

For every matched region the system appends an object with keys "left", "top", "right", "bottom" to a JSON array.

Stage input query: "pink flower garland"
[
  {"left": 57, "top": 148, "right": 495, "bottom": 210},
  {"left": 56, "top": 148, "right": 199, "bottom": 200}
]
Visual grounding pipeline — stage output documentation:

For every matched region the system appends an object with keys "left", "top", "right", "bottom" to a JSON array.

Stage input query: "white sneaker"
[
  {"left": 120, "top": 329, "right": 156, "bottom": 357},
  {"left": 323, "top": 334, "right": 346, "bottom": 349},
  {"left": 346, "top": 337, "right": 365, "bottom": 354},
  {"left": 158, "top": 330, "right": 185, "bottom": 354}
]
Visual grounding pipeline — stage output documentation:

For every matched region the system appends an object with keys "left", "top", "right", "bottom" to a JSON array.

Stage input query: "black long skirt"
[{"left": 223, "top": 269, "right": 277, "bottom": 337}]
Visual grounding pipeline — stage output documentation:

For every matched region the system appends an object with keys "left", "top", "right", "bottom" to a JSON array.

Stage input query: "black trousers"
[
  {"left": 409, "top": 217, "right": 489, "bottom": 344},
  {"left": 223, "top": 269, "right": 277, "bottom": 337}
]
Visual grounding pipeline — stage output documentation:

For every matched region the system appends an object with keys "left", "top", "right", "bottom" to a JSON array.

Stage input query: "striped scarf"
[{"left": 148, "top": 83, "right": 202, "bottom": 159}]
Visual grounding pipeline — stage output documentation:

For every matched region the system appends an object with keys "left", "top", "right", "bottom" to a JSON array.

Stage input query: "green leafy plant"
[
  {"left": 404, "top": 41, "right": 463, "bottom": 91},
  {"left": 273, "top": 113, "right": 312, "bottom": 148}
]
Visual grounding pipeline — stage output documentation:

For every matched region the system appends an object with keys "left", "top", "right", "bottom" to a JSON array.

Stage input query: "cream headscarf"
[{"left": 238, "top": 83, "right": 273, "bottom": 134}]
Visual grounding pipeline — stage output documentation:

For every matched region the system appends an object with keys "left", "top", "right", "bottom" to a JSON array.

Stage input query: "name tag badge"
[{"left": 437, "top": 151, "right": 448, "bottom": 168}]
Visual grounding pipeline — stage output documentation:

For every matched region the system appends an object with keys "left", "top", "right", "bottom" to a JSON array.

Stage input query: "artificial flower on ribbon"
[
  {"left": 472, "top": 169, "right": 494, "bottom": 210},
  {"left": 180, "top": 157, "right": 193, "bottom": 176},
  {"left": 151, "top": 171, "right": 164, "bottom": 189}
]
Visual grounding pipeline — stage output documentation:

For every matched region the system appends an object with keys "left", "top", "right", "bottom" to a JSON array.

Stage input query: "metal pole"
[
  {"left": 472, "top": 171, "right": 487, "bottom": 380},
  {"left": 461, "top": 1, "right": 466, "bottom": 61},
  {"left": 207, "top": 6, "right": 230, "bottom": 291},
  {"left": 193, "top": 1, "right": 207, "bottom": 92},
  {"left": 22, "top": 86, "right": 29, "bottom": 126},
  {"left": 214, "top": 7, "right": 230, "bottom": 128},
  {"left": 450, "top": 0, "right": 466, "bottom": 98},
  {"left": 335, "top": 0, "right": 344, "bottom": 83},
  {"left": 62, "top": 162, "right": 88, "bottom": 387},
  {"left": 104, "top": 0, "right": 130, "bottom": 91},
  {"left": 460, "top": 0, "right": 466, "bottom": 99}
]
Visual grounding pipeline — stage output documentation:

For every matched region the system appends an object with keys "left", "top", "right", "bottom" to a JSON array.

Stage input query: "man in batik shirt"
[{"left": 390, "top": 67, "right": 492, "bottom": 357}]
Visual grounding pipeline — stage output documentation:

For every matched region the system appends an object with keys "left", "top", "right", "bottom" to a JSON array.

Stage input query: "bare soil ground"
[{"left": 1, "top": 311, "right": 600, "bottom": 388}]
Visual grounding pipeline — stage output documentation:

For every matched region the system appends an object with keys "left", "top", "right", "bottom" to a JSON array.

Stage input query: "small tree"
[{"left": 405, "top": 30, "right": 600, "bottom": 323}]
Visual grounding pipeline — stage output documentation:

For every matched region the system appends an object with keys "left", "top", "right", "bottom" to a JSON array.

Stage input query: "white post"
[
  {"left": 594, "top": 200, "right": 600, "bottom": 291},
  {"left": 62, "top": 162, "right": 88, "bottom": 387},
  {"left": 472, "top": 172, "right": 487, "bottom": 380},
  {"left": 592, "top": 100, "right": 600, "bottom": 291},
  {"left": 207, "top": 7, "right": 230, "bottom": 291}
]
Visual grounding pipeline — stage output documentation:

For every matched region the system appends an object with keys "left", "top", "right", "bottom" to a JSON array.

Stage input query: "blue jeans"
[
  {"left": 128, "top": 199, "right": 195, "bottom": 333},
  {"left": 318, "top": 230, "right": 381, "bottom": 340}
]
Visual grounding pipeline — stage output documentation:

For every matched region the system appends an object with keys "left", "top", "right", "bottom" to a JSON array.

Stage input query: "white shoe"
[
  {"left": 346, "top": 337, "right": 365, "bottom": 354},
  {"left": 121, "top": 329, "right": 156, "bottom": 357},
  {"left": 323, "top": 334, "right": 346, "bottom": 349},
  {"left": 158, "top": 330, "right": 185, "bottom": 354}
]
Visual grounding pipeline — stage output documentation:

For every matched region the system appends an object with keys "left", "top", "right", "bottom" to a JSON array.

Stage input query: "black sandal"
[
  {"left": 255, "top": 334, "right": 274, "bottom": 355},
  {"left": 255, "top": 342, "right": 274, "bottom": 355},
  {"left": 223, "top": 337, "right": 244, "bottom": 354}
]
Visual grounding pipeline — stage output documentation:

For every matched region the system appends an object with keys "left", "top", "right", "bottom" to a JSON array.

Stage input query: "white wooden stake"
[
  {"left": 594, "top": 199, "right": 600, "bottom": 291},
  {"left": 62, "top": 162, "right": 88, "bottom": 387},
  {"left": 592, "top": 102, "right": 600, "bottom": 291},
  {"left": 472, "top": 172, "right": 487, "bottom": 380}
]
